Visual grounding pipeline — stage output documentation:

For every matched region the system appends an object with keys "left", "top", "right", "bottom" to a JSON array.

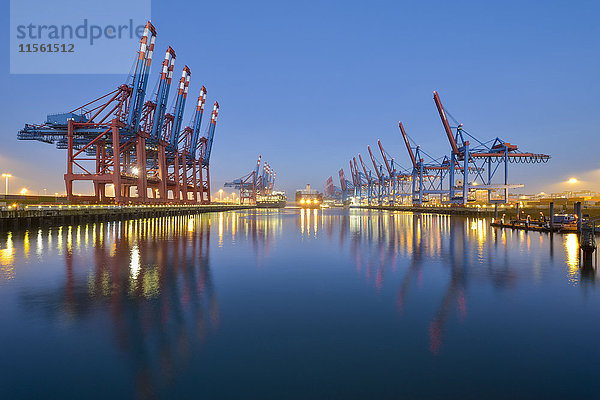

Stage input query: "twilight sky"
[{"left": 1, "top": 0, "right": 598, "bottom": 196}]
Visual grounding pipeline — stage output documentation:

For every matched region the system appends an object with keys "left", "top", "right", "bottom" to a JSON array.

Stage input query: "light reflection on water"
[{"left": 0, "top": 208, "right": 598, "bottom": 399}]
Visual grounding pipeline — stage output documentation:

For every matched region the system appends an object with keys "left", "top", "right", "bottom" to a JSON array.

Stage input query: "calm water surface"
[{"left": 1, "top": 209, "right": 599, "bottom": 399}]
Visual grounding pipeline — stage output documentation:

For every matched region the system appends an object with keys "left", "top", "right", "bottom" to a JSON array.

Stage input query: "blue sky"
[{"left": 1, "top": 0, "right": 599, "bottom": 196}]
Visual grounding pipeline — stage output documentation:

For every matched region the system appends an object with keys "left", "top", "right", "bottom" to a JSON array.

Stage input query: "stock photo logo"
[{"left": 10, "top": 0, "right": 150, "bottom": 74}]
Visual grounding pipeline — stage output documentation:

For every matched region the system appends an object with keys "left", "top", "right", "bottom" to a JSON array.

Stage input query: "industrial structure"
[
  {"left": 334, "top": 91, "right": 550, "bottom": 206},
  {"left": 224, "top": 155, "right": 277, "bottom": 204},
  {"left": 18, "top": 22, "right": 220, "bottom": 205}
]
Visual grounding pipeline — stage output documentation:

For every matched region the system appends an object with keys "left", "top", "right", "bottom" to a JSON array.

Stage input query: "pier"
[{"left": 0, "top": 204, "right": 254, "bottom": 230}]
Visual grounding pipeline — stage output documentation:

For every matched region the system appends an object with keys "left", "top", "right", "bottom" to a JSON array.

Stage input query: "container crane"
[
  {"left": 352, "top": 157, "right": 366, "bottom": 202},
  {"left": 196, "top": 99, "right": 218, "bottom": 204},
  {"left": 225, "top": 155, "right": 263, "bottom": 204},
  {"left": 18, "top": 21, "right": 158, "bottom": 204},
  {"left": 18, "top": 21, "right": 222, "bottom": 205},
  {"left": 162, "top": 66, "right": 191, "bottom": 200},
  {"left": 377, "top": 139, "right": 411, "bottom": 205},
  {"left": 367, "top": 145, "right": 385, "bottom": 205},
  {"left": 433, "top": 91, "right": 550, "bottom": 204},
  {"left": 399, "top": 121, "right": 451, "bottom": 205}
]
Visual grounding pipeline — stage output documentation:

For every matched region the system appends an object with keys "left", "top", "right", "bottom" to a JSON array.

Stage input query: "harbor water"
[{"left": 0, "top": 209, "right": 598, "bottom": 399}]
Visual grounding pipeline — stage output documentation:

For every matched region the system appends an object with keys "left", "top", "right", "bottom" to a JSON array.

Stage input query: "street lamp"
[
  {"left": 2, "top": 174, "right": 11, "bottom": 195},
  {"left": 219, "top": 189, "right": 223, "bottom": 201},
  {"left": 20, "top": 188, "right": 28, "bottom": 195}
]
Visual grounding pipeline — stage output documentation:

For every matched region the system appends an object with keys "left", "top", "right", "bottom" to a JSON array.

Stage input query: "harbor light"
[{"left": 2, "top": 173, "right": 11, "bottom": 195}]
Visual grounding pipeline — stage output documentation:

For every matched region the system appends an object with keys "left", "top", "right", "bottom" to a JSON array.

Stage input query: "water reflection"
[
  {"left": 0, "top": 232, "right": 15, "bottom": 280},
  {"left": 0, "top": 209, "right": 598, "bottom": 398},
  {"left": 13, "top": 216, "right": 217, "bottom": 398},
  {"left": 297, "top": 209, "right": 597, "bottom": 354}
]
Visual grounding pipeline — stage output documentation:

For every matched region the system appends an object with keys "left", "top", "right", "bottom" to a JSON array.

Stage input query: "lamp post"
[
  {"left": 219, "top": 189, "right": 223, "bottom": 202},
  {"left": 2, "top": 174, "right": 11, "bottom": 196}
]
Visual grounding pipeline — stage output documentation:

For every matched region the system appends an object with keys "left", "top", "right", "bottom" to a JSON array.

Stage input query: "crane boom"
[
  {"left": 349, "top": 161, "right": 356, "bottom": 187},
  {"left": 190, "top": 86, "right": 207, "bottom": 157},
  {"left": 202, "top": 101, "right": 219, "bottom": 166},
  {"left": 433, "top": 91, "right": 460, "bottom": 155},
  {"left": 127, "top": 21, "right": 157, "bottom": 131},
  {"left": 399, "top": 121, "right": 418, "bottom": 168},
  {"left": 150, "top": 47, "right": 175, "bottom": 141},
  {"left": 353, "top": 157, "right": 360, "bottom": 185},
  {"left": 358, "top": 154, "right": 371, "bottom": 184},
  {"left": 254, "top": 155, "right": 261, "bottom": 184},
  {"left": 367, "top": 146, "right": 383, "bottom": 181},
  {"left": 378, "top": 140, "right": 394, "bottom": 177},
  {"left": 169, "top": 66, "right": 191, "bottom": 148}
]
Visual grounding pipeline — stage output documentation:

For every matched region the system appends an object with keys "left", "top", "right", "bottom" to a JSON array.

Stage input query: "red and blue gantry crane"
[
  {"left": 334, "top": 91, "right": 550, "bottom": 206},
  {"left": 225, "top": 155, "right": 277, "bottom": 204},
  {"left": 432, "top": 91, "right": 549, "bottom": 204},
  {"left": 18, "top": 21, "right": 220, "bottom": 205}
]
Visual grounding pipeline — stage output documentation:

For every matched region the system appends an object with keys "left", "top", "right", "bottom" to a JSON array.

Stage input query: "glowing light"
[
  {"left": 20, "top": 188, "right": 28, "bottom": 195},
  {"left": 218, "top": 212, "right": 223, "bottom": 246},
  {"left": 130, "top": 244, "right": 141, "bottom": 280},
  {"left": 0, "top": 233, "right": 15, "bottom": 280},
  {"left": 568, "top": 178, "right": 578, "bottom": 184},
  {"left": 564, "top": 234, "right": 580, "bottom": 285},
  {"left": 2, "top": 174, "right": 11, "bottom": 196},
  {"left": 132, "top": 167, "right": 139, "bottom": 176}
]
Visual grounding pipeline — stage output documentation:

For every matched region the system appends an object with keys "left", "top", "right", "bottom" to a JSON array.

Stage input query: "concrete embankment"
[{"left": 0, "top": 204, "right": 254, "bottom": 231}]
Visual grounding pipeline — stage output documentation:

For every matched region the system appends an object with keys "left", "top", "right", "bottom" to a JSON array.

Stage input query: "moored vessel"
[{"left": 256, "top": 192, "right": 287, "bottom": 208}]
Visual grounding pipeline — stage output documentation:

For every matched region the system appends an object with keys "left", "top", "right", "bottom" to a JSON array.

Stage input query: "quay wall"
[
  {"left": 0, "top": 204, "right": 255, "bottom": 231},
  {"left": 352, "top": 205, "right": 496, "bottom": 216}
]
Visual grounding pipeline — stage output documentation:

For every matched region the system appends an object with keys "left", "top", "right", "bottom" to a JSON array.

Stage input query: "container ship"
[
  {"left": 296, "top": 184, "right": 323, "bottom": 208},
  {"left": 256, "top": 192, "right": 287, "bottom": 208}
]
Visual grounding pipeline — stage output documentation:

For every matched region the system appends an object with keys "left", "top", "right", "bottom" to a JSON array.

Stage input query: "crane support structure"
[{"left": 18, "top": 21, "right": 221, "bottom": 205}]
